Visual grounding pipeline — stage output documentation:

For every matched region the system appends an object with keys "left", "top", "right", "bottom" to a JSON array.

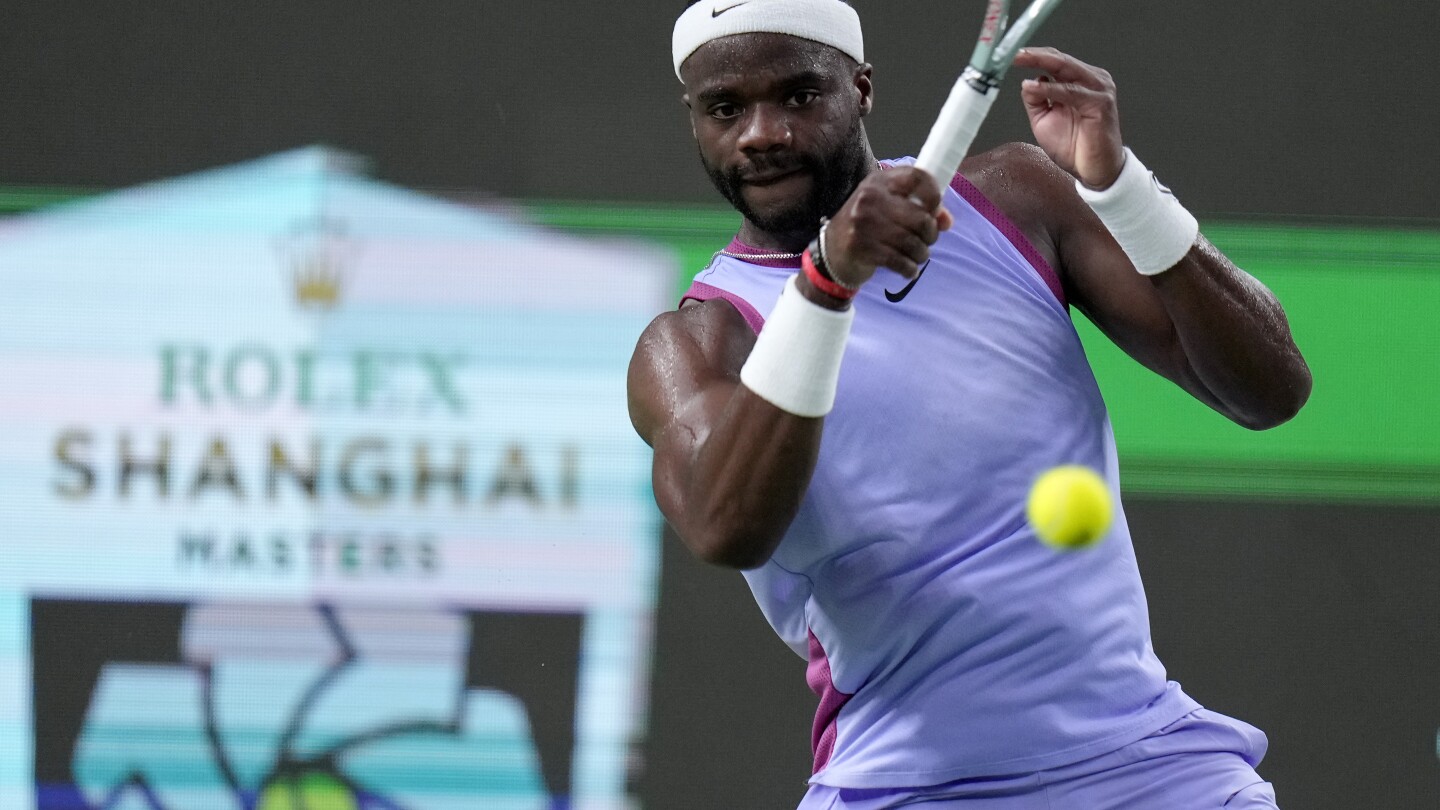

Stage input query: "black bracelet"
[
  {"left": 816, "top": 216, "right": 832, "bottom": 274},
  {"left": 807, "top": 237, "right": 827, "bottom": 275}
]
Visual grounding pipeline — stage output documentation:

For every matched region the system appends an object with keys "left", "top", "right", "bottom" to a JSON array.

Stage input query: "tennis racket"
[{"left": 914, "top": 0, "right": 1066, "bottom": 185}]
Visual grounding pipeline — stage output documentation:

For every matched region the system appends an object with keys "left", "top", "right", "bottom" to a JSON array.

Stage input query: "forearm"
[
  {"left": 1071, "top": 147, "right": 1312, "bottom": 429},
  {"left": 1154, "top": 235, "right": 1312, "bottom": 429},
  {"left": 1012, "top": 49, "right": 1313, "bottom": 430}
]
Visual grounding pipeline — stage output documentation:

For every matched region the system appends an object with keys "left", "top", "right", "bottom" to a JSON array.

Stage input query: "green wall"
[{"left": 531, "top": 202, "right": 1440, "bottom": 504}]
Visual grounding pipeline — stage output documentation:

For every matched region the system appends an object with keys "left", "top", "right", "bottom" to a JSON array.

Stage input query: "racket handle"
[{"left": 914, "top": 76, "right": 999, "bottom": 188}]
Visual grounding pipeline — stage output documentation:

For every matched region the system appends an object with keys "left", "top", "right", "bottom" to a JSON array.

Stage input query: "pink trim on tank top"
[
  {"left": 947, "top": 173, "right": 1067, "bottom": 307},
  {"left": 807, "top": 630, "right": 853, "bottom": 774},
  {"left": 679, "top": 281, "right": 766, "bottom": 334},
  {"left": 877, "top": 161, "right": 1067, "bottom": 307},
  {"left": 679, "top": 163, "right": 1066, "bottom": 328}
]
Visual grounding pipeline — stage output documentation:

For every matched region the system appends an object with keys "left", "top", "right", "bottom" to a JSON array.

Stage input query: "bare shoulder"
[
  {"left": 959, "top": 142, "right": 1087, "bottom": 271},
  {"left": 964, "top": 141, "right": 1076, "bottom": 197},
  {"left": 632, "top": 298, "right": 755, "bottom": 374},
  {"left": 626, "top": 298, "right": 756, "bottom": 444}
]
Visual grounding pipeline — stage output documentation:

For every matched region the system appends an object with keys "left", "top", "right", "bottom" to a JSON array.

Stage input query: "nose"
[{"left": 736, "top": 104, "right": 792, "bottom": 154}]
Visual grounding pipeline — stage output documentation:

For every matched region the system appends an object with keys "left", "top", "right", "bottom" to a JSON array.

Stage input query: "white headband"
[{"left": 672, "top": 0, "right": 864, "bottom": 81}]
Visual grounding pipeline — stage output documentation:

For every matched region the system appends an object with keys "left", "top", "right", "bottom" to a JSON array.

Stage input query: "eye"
[
  {"left": 786, "top": 90, "right": 821, "bottom": 107},
  {"left": 708, "top": 102, "right": 741, "bottom": 120}
]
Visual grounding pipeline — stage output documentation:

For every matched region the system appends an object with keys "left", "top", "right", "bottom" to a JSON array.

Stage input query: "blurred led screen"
[{"left": 0, "top": 149, "right": 671, "bottom": 810}]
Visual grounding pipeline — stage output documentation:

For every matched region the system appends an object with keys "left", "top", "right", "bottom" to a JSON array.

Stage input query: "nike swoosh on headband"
[{"left": 712, "top": 1, "right": 750, "bottom": 17}]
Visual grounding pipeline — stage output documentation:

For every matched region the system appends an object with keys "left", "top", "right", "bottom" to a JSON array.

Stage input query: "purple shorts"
[{"left": 799, "top": 710, "right": 1278, "bottom": 810}]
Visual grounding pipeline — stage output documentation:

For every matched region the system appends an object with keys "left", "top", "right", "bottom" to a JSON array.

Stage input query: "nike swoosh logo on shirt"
[
  {"left": 712, "top": 1, "right": 750, "bottom": 16},
  {"left": 885, "top": 260, "right": 931, "bottom": 303}
]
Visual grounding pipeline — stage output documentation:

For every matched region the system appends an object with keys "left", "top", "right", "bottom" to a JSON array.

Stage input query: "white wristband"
[
  {"left": 1076, "top": 147, "right": 1199, "bottom": 276},
  {"left": 739, "top": 275, "right": 855, "bottom": 418}
]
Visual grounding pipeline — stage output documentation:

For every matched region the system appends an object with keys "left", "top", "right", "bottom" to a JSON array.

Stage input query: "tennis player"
[{"left": 628, "top": 2, "right": 1312, "bottom": 807}]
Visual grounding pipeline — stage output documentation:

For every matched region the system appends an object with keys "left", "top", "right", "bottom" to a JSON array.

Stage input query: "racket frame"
[{"left": 914, "top": 0, "right": 1066, "bottom": 183}]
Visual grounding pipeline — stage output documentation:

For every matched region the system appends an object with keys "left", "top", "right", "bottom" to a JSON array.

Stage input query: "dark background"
[
  {"left": 1, "top": 0, "right": 1437, "bottom": 219},
  {"left": 6, "top": 1, "right": 1439, "bottom": 807}
]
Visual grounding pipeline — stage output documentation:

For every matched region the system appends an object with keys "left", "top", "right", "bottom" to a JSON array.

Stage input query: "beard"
[{"left": 701, "top": 117, "right": 870, "bottom": 240}]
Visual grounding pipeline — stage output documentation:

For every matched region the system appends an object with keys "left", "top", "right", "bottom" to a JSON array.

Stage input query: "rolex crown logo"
[
  {"left": 278, "top": 216, "right": 357, "bottom": 312},
  {"left": 293, "top": 254, "right": 343, "bottom": 309}
]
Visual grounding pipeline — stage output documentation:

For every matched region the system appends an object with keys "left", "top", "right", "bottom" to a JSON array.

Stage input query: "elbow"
[
  {"left": 681, "top": 520, "right": 780, "bottom": 570},
  {"left": 671, "top": 488, "right": 789, "bottom": 569},
  {"left": 1235, "top": 367, "right": 1313, "bottom": 431},
  {"left": 1234, "top": 409, "right": 1294, "bottom": 432},
  {"left": 703, "top": 548, "right": 774, "bottom": 570}
]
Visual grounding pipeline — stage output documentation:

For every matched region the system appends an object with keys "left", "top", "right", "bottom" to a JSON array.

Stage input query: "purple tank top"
[{"left": 682, "top": 160, "right": 1199, "bottom": 788}]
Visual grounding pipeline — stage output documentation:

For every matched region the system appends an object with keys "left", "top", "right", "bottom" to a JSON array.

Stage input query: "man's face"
[{"left": 681, "top": 33, "right": 872, "bottom": 238}]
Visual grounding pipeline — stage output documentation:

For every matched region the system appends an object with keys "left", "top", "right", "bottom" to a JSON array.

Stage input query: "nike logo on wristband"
[
  {"left": 712, "top": 1, "right": 749, "bottom": 16},
  {"left": 885, "top": 260, "right": 930, "bottom": 303}
]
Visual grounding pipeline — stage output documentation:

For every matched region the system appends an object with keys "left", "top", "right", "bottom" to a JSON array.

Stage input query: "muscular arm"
[
  {"left": 987, "top": 145, "right": 1311, "bottom": 428},
  {"left": 628, "top": 169, "right": 943, "bottom": 569},
  {"left": 1079, "top": 226, "right": 1311, "bottom": 429},
  {"left": 628, "top": 300, "right": 826, "bottom": 569},
  {"left": 991, "top": 48, "right": 1312, "bottom": 429}
]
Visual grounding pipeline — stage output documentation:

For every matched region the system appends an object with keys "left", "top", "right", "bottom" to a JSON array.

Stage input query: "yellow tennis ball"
[{"left": 1026, "top": 465, "right": 1113, "bottom": 550}]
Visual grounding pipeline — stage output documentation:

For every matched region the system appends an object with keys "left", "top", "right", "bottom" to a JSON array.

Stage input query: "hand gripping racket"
[{"left": 914, "top": 0, "right": 1066, "bottom": 185}]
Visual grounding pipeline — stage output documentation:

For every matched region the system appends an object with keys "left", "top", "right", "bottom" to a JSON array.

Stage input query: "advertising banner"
[{"left": 0, "top": 148, "right": 670, "bottom": 810}]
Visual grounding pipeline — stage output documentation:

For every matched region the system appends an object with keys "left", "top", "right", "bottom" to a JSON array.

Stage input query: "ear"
[
  {"left": 853, "top": 63, "right": 874, "bottom": 116},
  {"left": 681, "top": 93, "right": 698, "bottom": 139}
]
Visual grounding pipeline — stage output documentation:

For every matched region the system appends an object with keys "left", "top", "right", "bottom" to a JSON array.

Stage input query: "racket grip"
[{"left": 914, "top": 78, "right": 999, "bottom": 188}]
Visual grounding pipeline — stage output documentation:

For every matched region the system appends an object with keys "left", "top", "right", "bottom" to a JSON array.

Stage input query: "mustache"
[{"left": 729, "top": 153, "right": 820, "bottom": 184}]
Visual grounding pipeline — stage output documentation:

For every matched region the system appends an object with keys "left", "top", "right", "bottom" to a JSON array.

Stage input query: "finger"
[
  {"left": 879, "top": 251, "right": 920, "bottom": 279},
  {"left": 907, "top": 208, "right": 943, "bottom": 247},
  {"left": 1013, "top": 46, "right": 1095, "bottom": 79},
  {"left": 936, "top": 207, "right": 954, "bottom": 232},
  {"left": 1021, "top": 78, "right": 1112, "bottom": 113},
  {"left": 885, "top": 196, "right": 944, "bottom": 248},
  {"left": 854, "top": 217, "right": 927, "bottom": 270},
  {"left": 915, "top": 213, "right": 940, "bottom": 247},
  {"left": 894, "top": 230, "right": 931, "bottom": 266},
  {"left": 1019, "top": 75, "right": 1055, "bottom": 119},
  {"left": 887, "top": 167, "right": 944, "bottom": 210},
  {"left": 1013, "top": 47, "right": 1112, "bottom": 93}
]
